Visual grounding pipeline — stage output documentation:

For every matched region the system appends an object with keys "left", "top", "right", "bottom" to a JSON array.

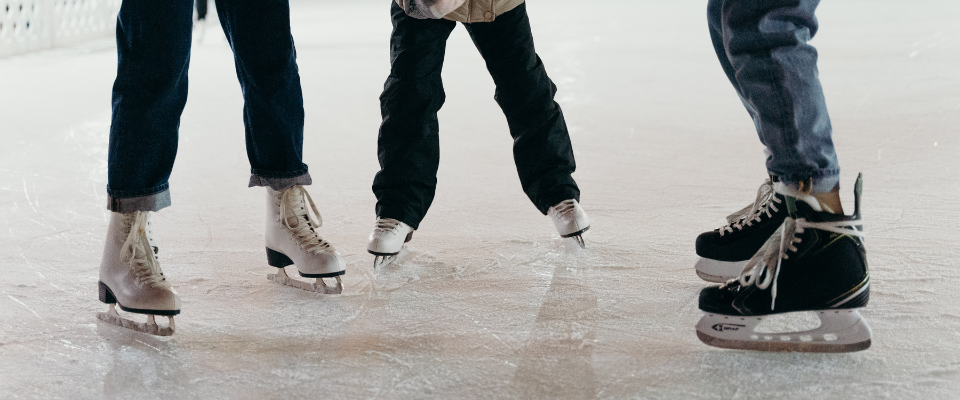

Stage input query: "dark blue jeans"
[
  {"left": 708, "top": 0, "right": 840, "bottom": 194},
  {"left": 373, "top": 3, "right": 580, "bottom": 229},
  {"left": 107, "top": 0, "right": 310, "bottom": 212}
]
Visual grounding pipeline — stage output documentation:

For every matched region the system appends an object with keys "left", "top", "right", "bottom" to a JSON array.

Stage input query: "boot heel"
[
  {"left": 98, "top": 281, "right": 116, "bottom": 304},
  {"left": 266, "top": 248, "right": 294, "bottom": 268}
]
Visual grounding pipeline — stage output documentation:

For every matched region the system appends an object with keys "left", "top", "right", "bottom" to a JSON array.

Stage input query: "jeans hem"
[
  {"left": 248, "top": 169, "right": 312, "bottom": 191},
  {"left": 107, "top": 189, "right": 172, "bottom": 213},
  {"left": 772, "top": 169, "right": 841, "bottom": 194}
]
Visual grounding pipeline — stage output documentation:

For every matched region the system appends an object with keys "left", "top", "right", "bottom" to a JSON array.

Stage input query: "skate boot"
[
  {"left": 97, "top": 211, "right": 180, "bottom": 336},
  {"left": 367, "top": 218, "right": 414, "bottom": 270},
  {"left": 265, "top": 186, "right": 345, "bottom": 294},
  {"left": 695, "top": 174, "right": 871, "bottom": 353},
  {"left": 694, "top": 179, "right": 787, "bottom": 282},
  {"left": 548, "top": 199, "right": 590, "bottom": 248}
]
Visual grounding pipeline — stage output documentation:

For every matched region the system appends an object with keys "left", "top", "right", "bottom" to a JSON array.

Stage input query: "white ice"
[{"left": 2, "top": 0, "right": 960, "bottom": 398}]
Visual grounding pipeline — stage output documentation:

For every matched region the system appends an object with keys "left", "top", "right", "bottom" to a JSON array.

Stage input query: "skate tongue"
[
  {"left": 284, "top": 214, "right": 302, "bottom": 228},
  {"left": 120, "top": 212, "right": 169, "bottom": 289},
  {"left": 280, "top": 186, "right": 323, "bottom": 230}
]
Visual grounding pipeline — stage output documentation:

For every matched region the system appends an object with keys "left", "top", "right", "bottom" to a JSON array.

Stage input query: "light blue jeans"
[{"left": 708, "top": 0, "right": 840, "bottom": 194}]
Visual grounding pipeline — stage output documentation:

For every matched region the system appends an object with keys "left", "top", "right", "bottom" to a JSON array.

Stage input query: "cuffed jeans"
[
  {"left": 708, "top": 0, "right": 840, "bottom": 193},
  {"left": 373, "top": 3, "right": 580, "bottom": 229},
  {"left": 106, "top": 0, "right": 310, "bottom": 213}
]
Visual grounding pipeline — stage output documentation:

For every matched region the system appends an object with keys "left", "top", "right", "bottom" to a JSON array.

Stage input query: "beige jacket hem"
[{"left": 394, "top": 0, "right": 525, "bottom": 23}]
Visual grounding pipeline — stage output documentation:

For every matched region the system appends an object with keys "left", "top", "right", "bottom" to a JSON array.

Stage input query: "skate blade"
[
  {"left": 372, "top": 255, "right": 398, "bottom": 272},
  {"left": 560, "top": 227, "right": 588, "bottom": 249},
  {"left": 96, "top": 306, "right": 175, "bottom": 336},
  {"left": 268, "top": 269, "right": 343, "bottom": 294},
  {"left": 695, "top": 309, "right": 872, "bottom": 353},
  {"left": 573, "top": 235, "right": 586, "bottom": 249},
  {"left": 694, "top": 258, "right": 747, "bottom": 283}
]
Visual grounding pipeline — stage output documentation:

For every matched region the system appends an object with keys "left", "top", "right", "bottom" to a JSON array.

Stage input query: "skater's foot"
[
  {"left": 265, "top": 186, "right": 345, "bottom": 293},
  {"left": 695, "top": 174, "right": 871, "bottom": 353},
  {"left": 367, "top": 218, "right": 414, "bottom": 270},
  {"left": 694, "top": 179, "right": 787, "bottom": 282},
  {"left": 548, "top": 199, "right": 590, "bottom": 248},
  {"left": 97, "top": 211, "right": 180, "bottom": 336}
]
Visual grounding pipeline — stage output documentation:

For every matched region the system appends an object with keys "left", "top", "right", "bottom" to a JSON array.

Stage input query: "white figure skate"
[
  {"left": 97, "top": 211, "right": 180, "bottom": 336},
  {"left": 265, "top": 186, "right": 345, "bottom": 294},
  {"left": 548, "top": 199, "right": 590, "bottom": 248},
  {"left": 367, "top": 218, "right": 414, "bottom": 271}
]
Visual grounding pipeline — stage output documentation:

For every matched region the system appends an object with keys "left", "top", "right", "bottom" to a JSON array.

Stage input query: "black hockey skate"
[
  {"left": 695, "top": 179, "right": 788, "bottom": 282},
  {"left": 696, "top": 174, "right": 871, "bottom": 353}
]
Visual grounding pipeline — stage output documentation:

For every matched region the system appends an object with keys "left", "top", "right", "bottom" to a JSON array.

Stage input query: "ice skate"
[
  {"left": 367, "top": 218, "right": 414, "bottom": 270},
  {"left": 696, "top": 174, "right": 871, "bottom": 353},
  {"left": 548, "top": 199, "right": 590, "bottom": 248},
  {"left": 265, "top": 186, "right": 345, "bottom": 294},
  {"left": 694, "top": 179, "right": 787, "bottom": 282},
  {"left": 97, "top": 211, "right": 180, "bottom": 336}
]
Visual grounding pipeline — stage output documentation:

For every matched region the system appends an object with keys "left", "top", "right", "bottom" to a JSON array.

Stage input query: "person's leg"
[
  {"left": 196, "top": 0, "right": 208, "bottom": 21},
  {"left": 696, "top": 0, "right": 870, "bottom": 353},
  {"left": 215, "top": 0, "right": 346, "bottom": 290},
  {"left": 372, "top": 2, "right": 457, "bottom": 230},
  {"left": 716, "top": 0, "right": 840, "bottom": 198},
  {"left": 107, "top": 0, "right": 194, "bottom": 212},
  {"left": 696, "top": 0, "right": 845, "bottom": 280},
  {"left": 462, "top": 3, "right": 580, "bottom": 215},
  {"left": 99, "top": 0, "right": 193, "bottom": 336},
  {"left": 214, "top": 0, "right": 311, "bottom": 191}
]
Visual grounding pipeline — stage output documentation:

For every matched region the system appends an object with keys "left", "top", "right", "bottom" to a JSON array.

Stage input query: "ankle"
[
  {"left": 812, "top": 190, "right": 844, "bottom": 215},
  {"left": 775, "top": 181, "right": 845, "bottom": 215}
]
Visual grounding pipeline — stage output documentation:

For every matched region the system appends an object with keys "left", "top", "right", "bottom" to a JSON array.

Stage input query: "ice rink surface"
[{"left": 2, "top": 0, "right": 959, "bottom": 398}]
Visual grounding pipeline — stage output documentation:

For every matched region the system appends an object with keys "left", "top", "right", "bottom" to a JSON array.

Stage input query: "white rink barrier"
[{"left": 0, "top": 0, "right": 120, "bottom": 58}]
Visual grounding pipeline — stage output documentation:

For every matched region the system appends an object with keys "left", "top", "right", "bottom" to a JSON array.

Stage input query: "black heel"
[
  {"left": 266, "top": 248, "right": 294, "bottom": 268},
  {"left": 98, "top": 281, "right": 116, "bottom": 304}
]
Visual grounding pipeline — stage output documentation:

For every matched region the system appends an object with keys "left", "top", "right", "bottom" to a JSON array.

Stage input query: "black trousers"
[{"left": 373, "top": 2, "right": 580, "bottom": 229}]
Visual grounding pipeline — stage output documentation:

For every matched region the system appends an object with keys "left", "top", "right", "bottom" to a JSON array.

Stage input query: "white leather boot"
[
  {"left": 367, "top": 218, "right": 414, "bottom": 270},
  {"left": 548, "top": 199, "right": 591, "bottom": 248},
  {"left": 265, "top": 186, "right": 345, "bottom": 294},
  {"left": 97, "top": 211, "right": 180, "bottom": 336}
]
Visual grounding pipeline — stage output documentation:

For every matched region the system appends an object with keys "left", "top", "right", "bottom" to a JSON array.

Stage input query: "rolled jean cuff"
[
  {"left": 107, "top": 186, "right": 172, "bottom": 213},
  {"left": 772, "top": 169, "right": 841, "bottom": 194},
  {"left": 248, "top": 167, "right": 312, "bottom": 191}
]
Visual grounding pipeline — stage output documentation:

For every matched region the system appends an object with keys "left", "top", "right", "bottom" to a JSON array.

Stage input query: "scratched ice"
[{"left": 2, "top": 0, "right": 959, "bottom": 398}]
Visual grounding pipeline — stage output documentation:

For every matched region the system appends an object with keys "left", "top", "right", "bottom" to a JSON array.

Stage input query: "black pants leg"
[
  {"left": 464, "top": 3, "right": 579, "bottom": 214},
  {"left": 373, "top": 3, "right": 456, "bottom": 229}
]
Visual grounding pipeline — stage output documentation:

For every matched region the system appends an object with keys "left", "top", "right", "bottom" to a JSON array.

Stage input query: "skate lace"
[
  {"left": 551, "top": 199, "right": 578, "bottom": 218},
  {"left": 279, "top": 186, "right": 333, "bottom": 255},
  {"left": 733, "top": 217, "right": 864, "bottom": 310},
  {"left": 119, "top": 212, "right": 170, "bottom": 289},
  {"left": 719, "top": 180, "right": 781, "bottom": 236},
  {"left": 374, "top": 218, "right": 403, "bottom": 233}
]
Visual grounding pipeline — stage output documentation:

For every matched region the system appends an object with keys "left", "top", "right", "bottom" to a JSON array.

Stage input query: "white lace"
[
  {"left": 119, "top": 212, "right": 169, "bottom": 289},
  {"left": 733, "top": 216, "right": 864, "bottom": 310},
  {"left": 719, "top": 180, "right": 782, "bottom": 236},
  {"left": 278, "top": 186, "right": 333, "bottom": 255},
  {"left": 374, "top": 218, "right": 403, "bottom": 233}
]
